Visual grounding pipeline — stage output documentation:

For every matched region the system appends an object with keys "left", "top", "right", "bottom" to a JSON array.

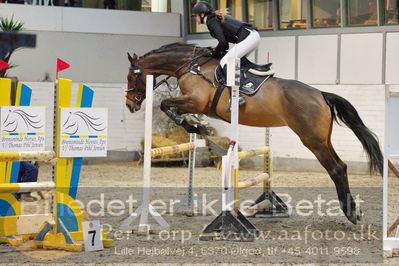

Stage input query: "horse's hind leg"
[
  {"left": 285, "top": 89, "right": 359, "bottom": 223},
  {"left": 301, "top": 135, "right": 359, "bottom": 224},
  {"left": 326, "top": 126, "right": 363, "bottom": 221},
  {"left": 326, "top": 119, "right": 348, "bottom": 174}
]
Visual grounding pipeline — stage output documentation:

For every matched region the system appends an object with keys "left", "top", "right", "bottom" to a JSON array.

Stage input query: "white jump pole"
[
  {"left": 0, "top": 151, "right": 55, "bottom": 162},
  {"left": 224, "top": 56, "right": 240, "bottom": 211},
  {"left": 121, "top": 75, "right": 169, "bottom": 234},
  {"left": 140, "top": 74, "right": 154, "bottom": 232},
  {"left": 200, "top": 57, "right": 259, "bottom": 241},
  {"left": 383, "top": 85, "right": 399, "bottom": 255},
  {"left": 0, "top": 181, "right": 56, "bottom": 193}
]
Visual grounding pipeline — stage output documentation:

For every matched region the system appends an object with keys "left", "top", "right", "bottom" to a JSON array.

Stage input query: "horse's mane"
[{"left": 142, "top": 42, "right": 203, "bottom": 58}]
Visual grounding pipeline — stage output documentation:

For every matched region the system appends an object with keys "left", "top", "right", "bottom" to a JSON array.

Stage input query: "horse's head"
[
  {"left": 126, "top": 52, "right": 147, "bottom": 113},
  {"left": 126, "top": 43, "right": 212, "bottom": 113}
]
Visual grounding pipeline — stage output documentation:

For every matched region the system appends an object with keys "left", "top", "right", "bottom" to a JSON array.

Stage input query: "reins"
[
  {"left": 153, "top": 48, "right": 215, "bottom": 91},
  {"left": 126, "top": 46, "right": 219, "bottom": 103}
]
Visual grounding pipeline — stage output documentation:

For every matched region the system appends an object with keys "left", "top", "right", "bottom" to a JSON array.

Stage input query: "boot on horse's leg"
[
  {"left": 160, "top": 99, "right": 210, "bottom": 135},
  {"left": 163, "top": 109, "right": 209, "bottom": 135},
  {"left": 164, "top": 110, "right": 198, "bottom": 133},
  {"left": 183, "top": 114, "right": 210, "bottom": 135},
  {"left": 165, "top": 109, "right": 184, "bottom": 125},
  {"left": 183, "top": 114, "right": 201, "bottom": 126}
]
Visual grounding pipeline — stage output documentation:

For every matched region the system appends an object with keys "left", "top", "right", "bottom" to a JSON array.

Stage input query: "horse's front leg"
[{"left": 160, "top": 96, "right": 207, "bottom": 135}]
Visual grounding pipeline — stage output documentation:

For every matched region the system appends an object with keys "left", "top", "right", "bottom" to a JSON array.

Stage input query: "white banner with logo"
[
  {"left": 59, "top": 108, "right": 108, "bottom": 158},
  {"left": 0, "top": 106, "right": 46, "bottom": 152}
]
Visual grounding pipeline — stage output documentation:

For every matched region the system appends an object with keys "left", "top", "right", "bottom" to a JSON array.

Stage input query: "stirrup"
[
  {"left": 238, "top": 96, "right": 246, "bottom": 105},
  {"left": 226, "top": 96, "right": 246, "bottom": 112}
]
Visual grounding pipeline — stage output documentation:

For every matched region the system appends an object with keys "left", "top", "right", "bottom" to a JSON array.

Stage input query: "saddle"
[
  {"left": 208, "top": 56, "right": 274, "bottom": 120},
  {"left": 239, "top": 57, "right": 274, "bottom": 95},
  {"left": 216, "top": 56, "right": 275, "bottom": 96}
]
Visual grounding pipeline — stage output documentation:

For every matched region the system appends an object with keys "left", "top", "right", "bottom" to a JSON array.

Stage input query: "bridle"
[
  {"left": 125, "top": 56, "right": 145, "bottom": 104},
  {"left": 125, "top": 46, "right": 213, "bottom": 105}
]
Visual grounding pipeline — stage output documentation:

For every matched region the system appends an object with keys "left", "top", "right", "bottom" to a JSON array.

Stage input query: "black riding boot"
[
  {"left": 215, "top": 65, "right": 246, "bottom": 107},
  {"left": 215, "top": 64, "right": 227, "bottom": 85}
]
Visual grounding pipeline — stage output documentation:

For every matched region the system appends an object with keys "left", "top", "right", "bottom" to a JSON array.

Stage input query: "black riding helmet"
[{"left": 192, "top": 1, "right": 214, "bottom": 15}]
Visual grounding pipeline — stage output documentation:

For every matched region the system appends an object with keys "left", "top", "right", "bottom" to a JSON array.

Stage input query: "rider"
[
  {"left": 16, "top": 161, "right": 39, "bottom": 202},
  {"left": 192, "top": 1, "right": 260, "bottom": 105}
]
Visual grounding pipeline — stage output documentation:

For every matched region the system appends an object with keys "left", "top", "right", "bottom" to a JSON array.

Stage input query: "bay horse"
[{"left": 125, "top": 42, "right": 383, "bottom": 224}]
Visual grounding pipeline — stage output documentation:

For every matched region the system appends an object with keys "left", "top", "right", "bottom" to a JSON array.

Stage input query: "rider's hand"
[
  {"left": 204, "top": 47, "right": 214, "bottom": 57},
  {"left": 211, "top": 49, "right": 226, "bottom": 59},
  {"left": 211, "top": 49, "right": 222, "bottom": 58}
]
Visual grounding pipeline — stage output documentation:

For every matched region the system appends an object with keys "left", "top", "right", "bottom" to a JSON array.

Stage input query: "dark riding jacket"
[{"left": 206, "top": 14, "right": 256, "bottom": 56}]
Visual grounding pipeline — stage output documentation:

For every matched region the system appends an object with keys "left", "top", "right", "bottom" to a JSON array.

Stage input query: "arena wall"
[{"left": 0, "top": 4, "right": 182, "bottom": 82}]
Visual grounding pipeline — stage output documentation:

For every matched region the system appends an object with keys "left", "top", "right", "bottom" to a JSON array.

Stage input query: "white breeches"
[{"left": 220, "top": 28, "right": 260, "bottom": 68}]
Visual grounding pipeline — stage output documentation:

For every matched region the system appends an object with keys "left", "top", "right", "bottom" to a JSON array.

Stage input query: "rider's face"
[{"left": 195, "top": 14, "right": 205, "bottom": 24}]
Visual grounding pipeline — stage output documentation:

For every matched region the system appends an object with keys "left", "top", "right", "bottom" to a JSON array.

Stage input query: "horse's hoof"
[
  {"left": 348, "top": 214, "right": 357, "bottom": 224},
  {"left": 180, "top": 121, "right": 201, "bottom": 134},
  {"left": 183, "top": 115, "right": 201, "bottom": 126},
  {"left": 347, "top": 207, "right": 362, "bottom": 224},
  {"left": 198, "top": 124, "right": 210, "bottom": 135}
]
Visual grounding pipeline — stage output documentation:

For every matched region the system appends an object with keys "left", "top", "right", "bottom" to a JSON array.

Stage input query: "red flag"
[
  {"left": 56, "top": 58, "right": 70, "bottom": 79},
  {"left": 0, "top": 60, "right": 9, "bottom": 71},
  {"left": 57, "top": 58, "right": 70, "bottom": 72}
]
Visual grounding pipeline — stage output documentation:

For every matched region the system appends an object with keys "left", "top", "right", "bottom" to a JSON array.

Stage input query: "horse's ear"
[
  {"left": 127, "top": 52, "right": 133, "bottom": 63},
  {"left": 127, "top": 53, "right": 138, "bottom": 65}
]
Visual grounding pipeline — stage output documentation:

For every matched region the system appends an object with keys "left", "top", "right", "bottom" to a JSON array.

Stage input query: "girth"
[
  {"left": 186, "top": 58, "right": 229, "bottom": 122},
  {"left": 208, "top": 84, "right": 228, "bottom": 122}
]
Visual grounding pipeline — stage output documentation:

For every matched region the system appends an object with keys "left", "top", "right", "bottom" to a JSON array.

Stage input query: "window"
[
  {"left": 312, "top": 0, "right": 341, "bottom": 27},
  {"left": 279, "top": 0, "right": 307, "bottom": 29},
  {"left": 347, "top": 0, "right": 378, "bottom": 26},
  {"left": 188, "top": 0, "right": 212, "bottom": 33},
  {"left": 248, "top": 0, "right": 273, "bottom": 30},
  {"left": 218, "top": 0, "right": 243, "bottom": 20},
  {"left": 188, "top": 0, "right": 243, "bottom": 33},
  {"left": 385, "top": 0, "right": 399, "bottom": 24}
]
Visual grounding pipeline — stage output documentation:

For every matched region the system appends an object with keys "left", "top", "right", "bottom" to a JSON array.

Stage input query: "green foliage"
[
  {"left": 0, "top": 16, "right": 24, "bottom": 77},
  {"left": 0, "top": 15, "right": 24, "bottom": 32}
]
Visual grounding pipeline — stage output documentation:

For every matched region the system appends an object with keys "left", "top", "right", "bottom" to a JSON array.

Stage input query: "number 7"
[{"left": 88, "top": 230, "right": 96, "bottom": 246}]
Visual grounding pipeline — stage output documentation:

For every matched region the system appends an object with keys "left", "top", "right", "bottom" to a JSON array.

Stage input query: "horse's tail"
[{"left": 322, "top": 91, "right": 383, "bottom": 175}]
